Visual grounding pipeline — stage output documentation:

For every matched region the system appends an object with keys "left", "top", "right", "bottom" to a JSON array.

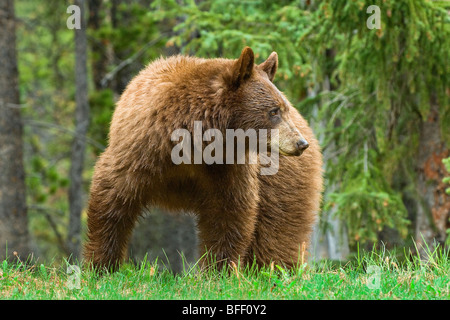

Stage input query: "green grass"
[{"left": 1, "top": 245, "right": 449, "bottom": 300}]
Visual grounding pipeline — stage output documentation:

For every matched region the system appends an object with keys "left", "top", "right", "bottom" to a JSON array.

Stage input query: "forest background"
[{"left": 0, "top": 0, "right": 449, "bottom": 273}]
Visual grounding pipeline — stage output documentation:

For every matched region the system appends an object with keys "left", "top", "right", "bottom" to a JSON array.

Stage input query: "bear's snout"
[
  {"left": 295, "top": 138, "right": 309, "bottom": 155},
  {"left": 277, "top": 121, "right": 309, "bottom": 156}
]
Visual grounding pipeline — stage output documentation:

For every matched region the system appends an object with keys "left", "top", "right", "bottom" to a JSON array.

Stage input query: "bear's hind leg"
[{"left": 83, "top": 159, "right": 148, "bottom": 272}]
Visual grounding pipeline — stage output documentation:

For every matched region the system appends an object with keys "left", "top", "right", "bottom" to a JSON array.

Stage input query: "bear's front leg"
[
  {"left": 195, "top": 168, "right": 260, "bottom": 270},
  {"left": 197, "top": 205, "right": 258, "bottom": 270}
]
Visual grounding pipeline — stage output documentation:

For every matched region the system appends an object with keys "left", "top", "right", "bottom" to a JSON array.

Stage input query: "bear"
[{"left": 83, "top": 46, "right": 323, "bottom": 271}]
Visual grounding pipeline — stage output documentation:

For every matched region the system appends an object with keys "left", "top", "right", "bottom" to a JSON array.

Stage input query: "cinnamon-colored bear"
[{"left": 84, "top": 47, "right": 323, "bottom": 271}]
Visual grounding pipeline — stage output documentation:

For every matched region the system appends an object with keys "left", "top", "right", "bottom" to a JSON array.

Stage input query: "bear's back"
[
  {"left": 131, "top": 55, "right": 231, "bottom": 90},
  {"left": 107, "top": 55, "right": 233, "bottom": 169}
]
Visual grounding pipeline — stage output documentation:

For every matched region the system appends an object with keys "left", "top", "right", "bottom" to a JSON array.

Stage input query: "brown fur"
[{"left": 83, "top": 47, "right": 323, "bottom": 271}]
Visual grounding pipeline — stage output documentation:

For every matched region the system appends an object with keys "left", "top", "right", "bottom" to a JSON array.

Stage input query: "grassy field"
[{"left": 1, "top": 245, "right": 449, "bottom": 300}]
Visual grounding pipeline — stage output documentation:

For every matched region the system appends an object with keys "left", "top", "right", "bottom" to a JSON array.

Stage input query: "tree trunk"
[
  {"left": 415, "top": 95, "right": 449, "bottom": 257},
  {"left": 67, "top": 0, "right": 90, "bottom": 261},
  {"left": 87, "top": 0, "right": 114, "bottom": 91},
  {"left": 310, "top": 71, "right": 349, "bottom": 262},
  {"left": 0, "top": 0, "right": 33, "bottom": 261}
]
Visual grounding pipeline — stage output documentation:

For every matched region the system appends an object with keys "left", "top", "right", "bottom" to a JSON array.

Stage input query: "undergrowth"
[{"left": 0, "top": 243, "right": 448, "bottom": 300}]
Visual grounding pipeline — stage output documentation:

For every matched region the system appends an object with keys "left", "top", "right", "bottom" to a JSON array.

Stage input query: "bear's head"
[{"left": 218, "top": 47, "right": 309, "bottom": 157}]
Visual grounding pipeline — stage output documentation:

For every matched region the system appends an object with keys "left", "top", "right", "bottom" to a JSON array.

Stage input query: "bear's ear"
[
  {"left": 258, "top": 51, "right": 278, "bottom": 82},
  {"left": 231, "top": 46, "right": 255, "bottom": 88}
]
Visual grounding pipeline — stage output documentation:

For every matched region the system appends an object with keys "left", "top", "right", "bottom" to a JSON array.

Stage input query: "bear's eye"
[{"left": 269, "top": 108, "right": 280, "bottom": 118}]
